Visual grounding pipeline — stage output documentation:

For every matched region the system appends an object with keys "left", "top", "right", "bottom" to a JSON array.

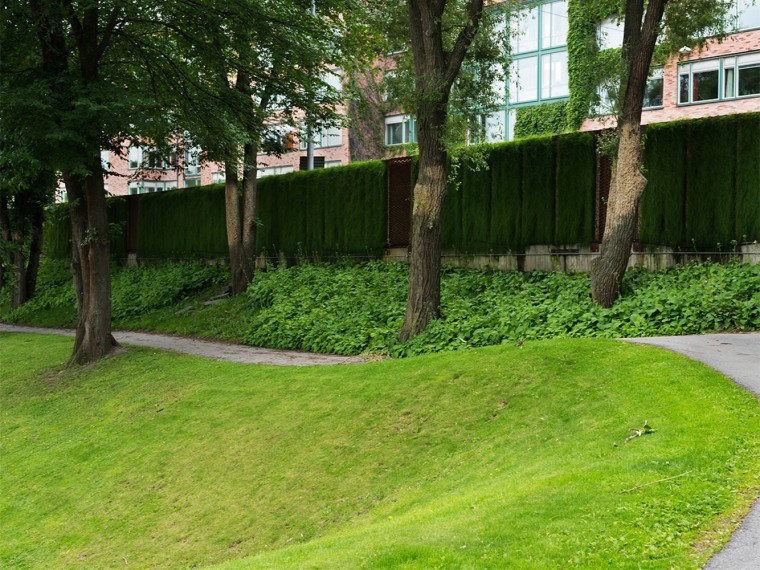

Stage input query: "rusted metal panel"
[{"left": 386, "top": 157, "right": 412, "bottom": 247}]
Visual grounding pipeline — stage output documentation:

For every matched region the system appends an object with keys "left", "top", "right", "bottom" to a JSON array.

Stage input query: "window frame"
[{"left": 678, "top": 51, "right": 760, "bottom": 106}]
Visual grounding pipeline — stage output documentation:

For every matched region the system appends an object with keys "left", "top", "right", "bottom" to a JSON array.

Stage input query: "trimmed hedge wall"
[
  {"left": 41, "top": 113, "right": 758, "bottom": 262},
  {"left": 258, "top": 160, "right": 387, "bottom": 256},
  {"left": 442, "top": 133, "right": 596, "bottom": 251},
  {"left": 43, "top": 197, "right": 128, "bottom": 260},
  {"left": 639, "top": 112, "right": 760, "bottom": 248},
  {"left": 138, "top": 184, "right": 227, "bottom": 258}
]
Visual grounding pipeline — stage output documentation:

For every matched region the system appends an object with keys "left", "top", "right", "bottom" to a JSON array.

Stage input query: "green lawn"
[{"left": 1, "top": 333, "right": 758, "bottom": 569}]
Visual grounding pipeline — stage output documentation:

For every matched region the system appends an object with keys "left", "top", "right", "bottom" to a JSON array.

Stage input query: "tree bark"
[
  {"left": 67, "top": 159, "right": 118, "bottom": 366},
  {"left": 590, "top": 122, "right": 646, "bottom": 306},
  {"left": 25, "top": 199, "right": 44, "bottom": 300},
  {"left": 399, "top": 0, "right": 484, "bottom": 341},
  {"left": 590, "top": 0, "right": 667, "bottom": 306},
  {"left": 399, "top": 132, "right": 448, "bottom": 342},
  {"left": 241, "top": 142, "right": 258, "bottom": 285},
  {"left": 10, "top": 200, "right": 28, "bottom": 309},
  {"left": 225, "top": 162, "right": 246, "bottom": 295},
  {"left": 0, "top": 190, "right": 9, "bottom": 290}
]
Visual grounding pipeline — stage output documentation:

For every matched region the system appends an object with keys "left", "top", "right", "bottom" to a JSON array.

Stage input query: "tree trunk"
[
  {"left": 225, "top": 162, "right": 246, "bottom": 295},
  {"left": 25, "top": 200, "right": 44, "bottom": 300},
  {"left": 66, "top": 161, "right": 118, "bottom": 366},
  {"left": 241, "top": 142, "right": 258, "bottom": 285},
  {"left": 0, "top": 190, "right": 9, "bottom": 290},
  {"left": 590, "top": 121, "right": 647, "bottom": 306},
  {"left": 10, "top": 196, "right": 28, "bottom": 309},
  {"left": 400, "top": 111, "right": 448, "bottom": 342}
]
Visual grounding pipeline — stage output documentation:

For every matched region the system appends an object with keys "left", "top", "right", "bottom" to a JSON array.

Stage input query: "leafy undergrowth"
[
  {"left": 1, "top": 333, "right": 757, "bottom": 569},
  {"left": 2, "top": 259, "right": 758, "bottom": 356}
]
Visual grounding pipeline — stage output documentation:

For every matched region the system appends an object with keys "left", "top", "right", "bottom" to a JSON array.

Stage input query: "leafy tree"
[
  {"left": 152, "top": 0, "right": 371, "bottom": 294},
  {"left": 590, "top": 0, "right": 732, "bottom": 306},
  {"left": 366, "top": 0, "right": 506, "bottom": 341}
]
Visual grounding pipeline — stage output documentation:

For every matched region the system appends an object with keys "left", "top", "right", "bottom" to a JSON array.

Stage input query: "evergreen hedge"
[
  {"left": 555, "top": 132, "right": 595, "bottom": 245},
  {"left": 137, "top": 184, "right": 227, "bottom": 258},
  {"left": 489, "top": 142, "right": 523, "bottom": 250},
  {"left": 42, "top": 197, "right": 128, "bottom": 260},
  {"left": 736, "top": 113, "right": 760, "bottom": 241},
  {"left": 520, "top": 136, "right": 556, "bottom": 246}
]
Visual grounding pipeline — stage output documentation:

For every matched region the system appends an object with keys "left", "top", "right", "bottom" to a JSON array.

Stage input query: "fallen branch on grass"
[{"left": 620, "top": 471, "right": 691, "bottom": 494}]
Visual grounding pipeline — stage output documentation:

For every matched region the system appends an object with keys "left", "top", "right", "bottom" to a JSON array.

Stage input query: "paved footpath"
[
  {"left": 626, "top": 333, "right": 760, "bottom": 570},
  {"left": 0, "top": 324, "right": 365, "bottom": 366}
]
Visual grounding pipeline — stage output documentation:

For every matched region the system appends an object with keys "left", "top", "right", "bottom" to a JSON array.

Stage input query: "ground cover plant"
[
  {"left": 1, "top": 333, "right": 758, "bottom": 569},
  {"left": 2, "top": 259, "right": 758, "bottom": 356}
]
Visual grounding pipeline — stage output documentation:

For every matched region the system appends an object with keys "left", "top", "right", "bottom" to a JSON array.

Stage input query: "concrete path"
[
  {"left": 626, "top": 333, "right": 760, "bottom": 570},
  {"left": 0, "top": 324, "right": 365, "bottom": 366}
]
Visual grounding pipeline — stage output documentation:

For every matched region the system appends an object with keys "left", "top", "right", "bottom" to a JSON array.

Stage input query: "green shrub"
[
  {"left": 640, "top": 121, "right": 687, "bottom": 245},
  {"left": 521, "top": 136, "right": 555, "bottom": 245},
  {"left": 489, "top": 142, "right": 523, "bottom": 250},
  {"left": 555, "top": 132, "right": 595, "bottom": 245},
  {"left": 514, "top": 101, "right": 569, "bottom": 138},
  {"left": 736, "top": 113, "right": 760, "bottom": 241}
]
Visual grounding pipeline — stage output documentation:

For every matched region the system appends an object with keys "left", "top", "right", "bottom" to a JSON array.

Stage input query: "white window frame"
[{"left": 385, "top": 115, "right": 415, "bottom": 146}]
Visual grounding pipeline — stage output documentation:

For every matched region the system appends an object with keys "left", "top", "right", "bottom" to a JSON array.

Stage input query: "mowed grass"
[{"left": 1, "top": 333, "right": 758, "bottom": 569}]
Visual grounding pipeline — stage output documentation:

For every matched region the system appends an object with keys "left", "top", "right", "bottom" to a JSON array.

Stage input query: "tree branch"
[{"left": 444, "top": 0, "right": 484, "bottom": 89}]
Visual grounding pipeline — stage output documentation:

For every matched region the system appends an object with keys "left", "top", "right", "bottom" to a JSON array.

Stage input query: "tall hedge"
[
  {"left": 555, "top": 132, "right": 595, "bottom": 245},
  {"left": 460, "top": 156, "right": 492, "bottom": 251},
  {"left": 258, "top": 160, "right": 387, "bottom": 257},
  {"left": 137, "top": 184, "right": 227, "bottom": 258},
  {"left": 640, "top": 121, "right": 687, "bottom": 245},
  {"left": 42, "top": 197, "right": 128, "bottom": 260},
  {"left": 686, "top": 116, "right": 737, "bottom": 249},
  {"left": 736, "top": 113, "right": 760, "bottom": 241},
  {"left": 521, "top": 136, "right": 556, "bottom": 246},
  {"left": 489, "top": 142, "right": 523, "bottom": 250}
]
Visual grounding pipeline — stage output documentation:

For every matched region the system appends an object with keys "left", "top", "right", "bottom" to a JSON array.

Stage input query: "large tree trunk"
[
  {"left": 590, "top": 0, "right": 666, "bottom": 306},
  {"left": 241, "top": 142, "right": 258, "bottom": 285},
  {"left": 224, "top": 162, "right": 246, "bottom": 295},
  {"left": 9, "top": 197, "right": 28, "bottom": 309},
  {"left": 590, "top": 122, "right": 647, "bottom": 306},
  {"left": 400, "top": 111, "right": 448, "bottom": 342},
  {"left": 67, "top": 159, "right": 118, "bottom": 366},
  {"left": 25, "top": 199, "right": 44, "bottom": 300},
  {"left": 400, "top": 0, "right": 484, "bottom": 341}
]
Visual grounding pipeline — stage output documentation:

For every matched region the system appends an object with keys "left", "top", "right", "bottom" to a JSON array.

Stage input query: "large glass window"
[
  {"left": 737, "top": 0, "right": 760, "bottom": 30},
  {"left": 510, "top": 6, "right": 538, "bottom": 54},
  {"left": 385, "top": 115, "right": 415, "bottom": 145},
  {"left": 598, "top": 16, "right": 625, "bottom": 50},
  {"left": 643, "top": 68, "right": 664, "bottom": 108},
  {"left": 738, "top": 53, "right": 760, "bottom": 96},
  {"left": 541, "top": 1, "right": 568, "bottom": 49},
  {"left": 510, "top": 56, "right": 538, "bottom": 103},
  {"left": 541, "top": 51, "right": 569, "bottom": 98}
]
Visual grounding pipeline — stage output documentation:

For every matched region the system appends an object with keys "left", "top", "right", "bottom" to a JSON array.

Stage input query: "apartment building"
[{"left": 68, "top": 0, "right": 758, "bottom": 201}]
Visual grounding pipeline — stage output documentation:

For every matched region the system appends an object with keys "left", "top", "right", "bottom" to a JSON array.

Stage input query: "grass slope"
[{"left": 1, "top": 333, "right": 758, "bottom": 569}]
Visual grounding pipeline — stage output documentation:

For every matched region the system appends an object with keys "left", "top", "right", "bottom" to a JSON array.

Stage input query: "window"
[
  {"left": 211, "top": 171, "right": 225, "bottom": 184},
  {"left": 541, "top": 51, "right": 569, "bottom": 98},
  {"left": 508, "top": 1, "right": 568, "bottom": 105},
  {"left": 385, "top": 115, "right": 415, "bottom": 145},
  {"left": 184, "top": 178, "right": 201, "bottom": 188},
  {"left": 679, "top": 59, "right": 720, "bottom": 104},
  {"left": 738, "top": 52, "right": 760, "bottom": 96},
  {"left": 510, "top": 6, "right": 538, "bottom": 54},
  {"left": 510, "top": 56, "right": 539, "bottom": 102},
  {"left": 128, "top": 146, "right": 141, "bottom": 169},
  {"left": 184, "top": 147, "right": 201, "bottom": 176},
  {"left": 541, "top": 1, "right": 568, "bottom": 49},
  {"left": 598, "top": 16, "right": 625, "bottom": 50},
  {"left": 679, "top": 52, "right": 760, "bottom": 104},
  {"left": 128, "top": 180, "right": 176, "bottom": 195},
  {"left": 737, "top": 0, "right": 760, "bottom": 30},
  {"left": 299, "top": 125, "right": 342, "bottom": 150},
  {"left": 643, "top": 67, "right": 664, "bottom": 108},
  {"left": 325, "top": 160, "right": 343, "bottom": 168},
  {"left": 258, "top": 165, "right": 294, "bottom": 178},
  {"left": 324, "top": 68, "right": 342, "bottom": 93}
]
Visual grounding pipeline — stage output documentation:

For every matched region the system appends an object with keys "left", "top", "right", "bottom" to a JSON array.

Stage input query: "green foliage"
[
  {"left": 138, "top": 184, "right": 227, "bottom": 259},
  {"left": 244, "top": 261, "right": 406, "bottom": 355},
  {"left": 237, "top": 261, "right": 760, "bottom": 357},
  {"left": 736, "top": 113, "right": 760, "bottom": 240},
  {"left": 459, "top": 154, "right": 492, "bottom": 251},
  {"left": 521, "top": 136, "right": 556, "bottom": 245},
  {"left": 1, "top": 260, "right": 76, "bottom": 326},
  {"left": 489, "top": 141, "right": 523, "bottom": 250},
  {"left": 686, "top": 116, "right": 737, "bottom": 249},
  {"left": 640, "top": 121, "right": 687, "bottom": 244},
  {"left": 514, "top": 101, "right": 569, "bottom": 138},
  {"left": 258, "top": 161, "right": 387, "bottom": 257},
  {"left": 555, "top": 132, "right": 596, "bottom": 244},
  {"left": 110, "top": 262, "right": 228, "bottom": 320}
]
